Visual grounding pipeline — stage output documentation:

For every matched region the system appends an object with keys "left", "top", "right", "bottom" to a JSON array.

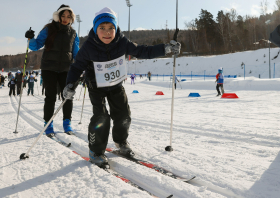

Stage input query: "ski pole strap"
[{"left": 173, "top": 28, "right": 179, "bottom": 42}]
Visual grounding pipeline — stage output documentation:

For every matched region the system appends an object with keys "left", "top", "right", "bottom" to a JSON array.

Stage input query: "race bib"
[{"left": 93, "top": 55, "right": 127, "bottom": 88}]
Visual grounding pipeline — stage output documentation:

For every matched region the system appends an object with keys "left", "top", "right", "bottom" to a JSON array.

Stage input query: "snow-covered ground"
[
  {"left": 1, "top": 74, "right": 280, "bottom": 198},
  {"left": 1, "top": 49, "right": 280, "bottom": 198}
]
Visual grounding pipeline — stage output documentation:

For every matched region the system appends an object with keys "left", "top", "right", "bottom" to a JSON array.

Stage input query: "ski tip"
[
  {"left": 67, "top": 143, "right": 71, "bottom": 147},
  {"left": 166, "top": 195, "right": 173, "bottom": 198}
]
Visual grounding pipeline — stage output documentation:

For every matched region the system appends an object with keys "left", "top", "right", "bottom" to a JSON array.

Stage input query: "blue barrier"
[
  {"left": 188, "top": 93, "right": 201, "bottom": 97},
  {"left": 181, "top": 79, "right": 187, "bottom": 81},
  {"left": 128, "top": 74, "right": 237, "bottom": 78},
  {"left": 132, "top": 90, "right": 139, "bottom": 93}
]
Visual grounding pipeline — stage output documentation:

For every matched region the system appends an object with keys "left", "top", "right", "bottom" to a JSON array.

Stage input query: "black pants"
[
  {"left": 9, "top": 85, "right": 15, "bottom": 96},
  {"left": 41, "top": 70, "right": 73, "bottom": 122},
  {"left": 88, "top": 86, "right": 131, "bottom": 155},
  {"left": 16, "top": 82, "right": 22, "bottom": 95},
  {"left": 42, "top": 82, "right": 45, "bottom": 95},
  {"left": 216, "top": 84, "right": 224, "bottom": 95}
]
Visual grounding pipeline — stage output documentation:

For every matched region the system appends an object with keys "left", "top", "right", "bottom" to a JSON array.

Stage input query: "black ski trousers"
[
  {"left": 41, "top": 70, "right": 73, "bottom": 122},
  {"left": 88, "top": 86, "right": 131, "bottom": 155},
  {"left": 216, "top": 84, "right": 224, "bottom": 95},
  {"left": 9, "top": 85, "right": 15, "bottom": 96},
  {"left": 16, "top": 82, "right": 22, "bottom": 95}
]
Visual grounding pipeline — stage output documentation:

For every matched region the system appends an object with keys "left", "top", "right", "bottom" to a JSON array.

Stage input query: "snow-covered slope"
[
  {"left": 1, "top": 48, "right": 280, "bottom": 198},
  {"left": 128, "top": 48, "right": 280, "bottom": 79}
]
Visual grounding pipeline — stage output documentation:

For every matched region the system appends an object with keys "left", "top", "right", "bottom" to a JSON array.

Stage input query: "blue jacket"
[
  {"left": 66, "top": 27, "right": 165, "bottom": 90},
  {"left": 29, "top": 27, "right": 79, "bottom": 60}
]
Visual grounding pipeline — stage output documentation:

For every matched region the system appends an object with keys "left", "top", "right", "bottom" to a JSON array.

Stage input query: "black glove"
[{"left": 25, "top": 28, "right": 35, "bottom": 39}]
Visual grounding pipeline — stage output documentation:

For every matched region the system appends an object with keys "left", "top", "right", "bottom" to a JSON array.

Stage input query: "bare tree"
[
  {"left": 185, "top": 20, "right": 199, "bottom": 53},
  {"left": 260, "top": 0, "right": 269, "bottom": 16}
]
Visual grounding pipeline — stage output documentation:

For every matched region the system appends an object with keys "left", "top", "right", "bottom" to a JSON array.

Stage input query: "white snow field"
[{"left": 1, "top": 49, "right": 280, "bottom": 198}]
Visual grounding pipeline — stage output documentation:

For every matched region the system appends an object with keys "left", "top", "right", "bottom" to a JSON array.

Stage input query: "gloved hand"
[
  {"left": 63, "top": 83, "right": 76, "bottom": 100},
  {"left": 25, "top": 28, "right": 35, "bottom": 39},
  {"left": 165, "top": 40, "right": 181, "bottom": 55}
]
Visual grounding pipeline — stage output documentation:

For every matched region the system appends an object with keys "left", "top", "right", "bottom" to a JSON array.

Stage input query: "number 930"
[{"left": 104, "top": 70, "right": 120, "bottom": 81}]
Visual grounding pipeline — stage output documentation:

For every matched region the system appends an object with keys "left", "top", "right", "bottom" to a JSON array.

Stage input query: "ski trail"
[
  {"left": 11, "top": 97, "right": 175, "bottom": 198},
  {"left": 12, "top": 90, "right": 242, "bottom": 198}
]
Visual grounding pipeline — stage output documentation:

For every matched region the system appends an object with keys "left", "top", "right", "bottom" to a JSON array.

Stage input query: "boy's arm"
[
  {"left": 29, "top": 28, "right": 48, "bottom": 51},
  {"left": 126, "top": 39, "right": 165, "bottom": 59},
  {"left": 67, "top": 45, "right": 90, "bottom": 84},
  {"left": 269, "top": 25, "right": 280, "bottom": 47}
]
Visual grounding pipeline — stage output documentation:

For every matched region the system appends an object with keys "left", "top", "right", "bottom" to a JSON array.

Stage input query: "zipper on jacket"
[{"left": 105, "top": 46, "right": 111, "bottom": 60}]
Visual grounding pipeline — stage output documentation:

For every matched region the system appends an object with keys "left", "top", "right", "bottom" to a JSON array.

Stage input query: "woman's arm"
[
  {"left": 29, "top": 27, "right": 48, "bottom": 51},
  {"left": 72, "top": 33, "right": 80, "bottom": 60}
]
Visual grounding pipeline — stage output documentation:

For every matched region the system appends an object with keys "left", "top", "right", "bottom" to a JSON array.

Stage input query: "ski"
[
  {"left": 106, "top": 148, "right": 196, "bottom": 183},
  {"left": 67, "top": 133, "right": 194, "bottom": 183},
  {"left": 45, "top": 133, "right": 71, "bottom": 147},
  {"left": 47, "top": 133, "right": 171, "bottom": 198}
]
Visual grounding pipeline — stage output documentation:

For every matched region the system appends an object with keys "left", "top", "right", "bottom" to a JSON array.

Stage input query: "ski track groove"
[
  {"left": 11, "top": 96, "right": 177, "bottom": 198},
  {"left": 15, "top": 90, "right": 243, "bottom": 198}
]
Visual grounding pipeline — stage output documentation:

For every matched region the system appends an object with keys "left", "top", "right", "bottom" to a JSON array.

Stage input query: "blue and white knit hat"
[{"left": 93, "top": 7, "right": 117, "bottom": 34}]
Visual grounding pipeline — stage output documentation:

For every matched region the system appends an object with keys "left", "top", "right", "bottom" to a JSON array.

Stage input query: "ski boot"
[
  {"left": 44, "top": 121, "right": 55, "bottom": 138},
  {"left": 89, "top": 150, "right": 109, "bottom": 169},
  {"left": 216, "top": 93, "right": 221, "bottom": 97},
  {"left": 63, "top": 119, "right": 74, "bottom": 135},
  {"left": 115, "top": 141, "right": 135, "bottom": 156}
]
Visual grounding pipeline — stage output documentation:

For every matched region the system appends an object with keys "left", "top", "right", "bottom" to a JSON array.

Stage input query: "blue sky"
[{"left": 0, "top": 0, "right": 277, "bottom": 56}]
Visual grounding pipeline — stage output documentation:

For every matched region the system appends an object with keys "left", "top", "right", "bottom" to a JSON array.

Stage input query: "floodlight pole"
[
  {"left": 126, "top": 0, "right": 132, "bottom": 40},
  {"left": 76, "top": 15, "right": 82, "bottom": 38}
]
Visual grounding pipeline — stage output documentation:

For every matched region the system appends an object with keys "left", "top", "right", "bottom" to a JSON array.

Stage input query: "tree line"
[{"left": 1, "top": 0, "right": 280, "bottom": 70}]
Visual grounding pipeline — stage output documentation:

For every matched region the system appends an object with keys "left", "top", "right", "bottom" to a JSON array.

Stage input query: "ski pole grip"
[{"left": 173, "top": 28, "right": 179, "bottom": 42}]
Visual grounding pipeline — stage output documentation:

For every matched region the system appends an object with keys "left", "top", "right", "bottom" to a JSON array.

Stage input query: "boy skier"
[
  {"left": 8, "top": 76, "right": 16, "bottom": 96},
  {"left": 63, "top": 7, "right": 181, "bottom": 167},
  {"left": 215, "top": 68, "right": 224, "bottom": 96},
  {"left": 27, "top": 75, "right": 37, "bottom": 96}
]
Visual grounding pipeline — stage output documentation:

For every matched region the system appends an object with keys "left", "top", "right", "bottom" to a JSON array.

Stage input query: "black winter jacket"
[
  {"left": 67, "top": 27, "right": 165, "bottom": 90},
  {"left": 8, "top": 79, "right": 16, "bottom": 87},
  {"left": 41, "top": 23, "right": 77, "bottom": 72},
  {"left": 15, "top": 73, "right": 23, "bottom": 83}
]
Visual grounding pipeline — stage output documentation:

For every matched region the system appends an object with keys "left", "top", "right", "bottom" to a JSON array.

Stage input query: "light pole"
[
  {"left": 265, "top": 20, "right": 271, "bottom": 78},
  {"left": 125, "top": 0, "right": 132, "bottom": 40},
  {"left": 76, "top": 15, "right": 82, "bottom": 38}
]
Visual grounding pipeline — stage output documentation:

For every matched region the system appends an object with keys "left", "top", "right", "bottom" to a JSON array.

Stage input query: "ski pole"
[
  {"left": 78, "top": 84, "right": 87, "bottom": 124},
  {"left": 77, "top": 81, "right": 83, "bottom": 100},
  {"left": 178, "top": 80, "right": 182, "bottom": 89},
  {"left": 165, "top": 0, "right": 179, "bottom": 152},
  {"left": 14, "top": 32, "right": 31, "bottom": 134},
  {"left": 20, "top": 80, "right": 80, "bottom": 160},
  {"left": 36, "top": 78, "right": 39, "bottom": 95}
]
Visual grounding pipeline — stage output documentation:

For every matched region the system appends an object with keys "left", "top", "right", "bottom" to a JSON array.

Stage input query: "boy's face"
[{"left": 96, "top": 22, "right": 116, "bottom": 44}]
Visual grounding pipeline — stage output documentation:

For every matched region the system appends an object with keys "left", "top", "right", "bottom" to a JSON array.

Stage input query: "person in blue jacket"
[
  {"left": 27, "top": 75, "right": 37, "bottom": 96},
  {"left": 62, "top": 7, "right": 181, "bottom": 167},
  {"left": 215, "top": 68, "right": 224, "bottom": 96},
  {"left": 25, "top": 4, "right": 79, "bottom": 137}
]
